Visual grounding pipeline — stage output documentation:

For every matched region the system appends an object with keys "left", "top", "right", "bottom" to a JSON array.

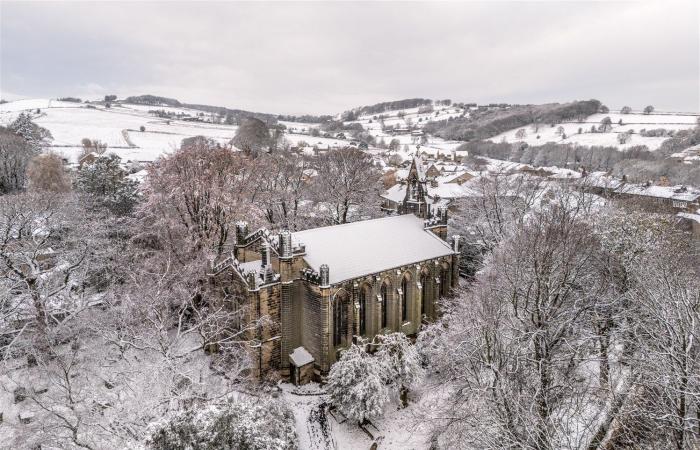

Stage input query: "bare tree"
[
  {"left": 0, "top": 126, "right": 37, "bottom": 193},
  {"left": 626, "top": 232, "right": 699, "bottom": 449},
  {"left": 141, "top": 140, "right": 259, "bottom": 260},
  {"left": 27, "top": 152, "right": 72, "bottom": 192},
  {"left": 250, "top": 151, "right": 313, "bottom": 230},
  {"left": 428, "top": 192, "right": 606, "bottom": 449},
  {"left": 0, "top": 193, "right": 92, "bottom": 356},
  {"left": 311, "top": 148, "right": 382, "bottom": 224}
]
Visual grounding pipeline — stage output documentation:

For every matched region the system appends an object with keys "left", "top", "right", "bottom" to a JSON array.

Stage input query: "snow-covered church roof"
[{"left": 292, "top": 214, "right": 454, "bottom": 285}]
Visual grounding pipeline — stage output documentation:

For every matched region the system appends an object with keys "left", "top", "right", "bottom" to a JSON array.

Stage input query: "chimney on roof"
[
  {"left": 320, "top": 264, "right": 330, "bottom": 287},
  {"left": 452, "top": 235, "right": 460, "bottom": 252},
  {"left": 235, "top": 221, "right": 249, "bottom": 243},
  {"left": 261, "top": 241, "right": 271, "bottom": 268},
  {"left": 279, "top": 230, "right": 292, "bottom": 258}
]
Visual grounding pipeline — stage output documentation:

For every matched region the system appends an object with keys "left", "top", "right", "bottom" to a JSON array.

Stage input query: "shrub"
[{"left": 146, "top": 397, "right": 298, "bottom": 450}]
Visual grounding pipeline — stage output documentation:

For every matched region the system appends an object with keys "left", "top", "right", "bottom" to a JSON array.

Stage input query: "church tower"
[{"left": 400, "top": 157, "right": 431, "bottom": 218}]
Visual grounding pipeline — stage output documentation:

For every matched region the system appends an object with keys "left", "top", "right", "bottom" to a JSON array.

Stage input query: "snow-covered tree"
[
  {"left": 146, "top": 396, "right": 298, "bottom": 450},
  {"left": 252, "top": 151, "right": 313, "bottom": 231},
  {"left": 374, "top": 332, "right": 424, "bottom": 407},
  {"left": 0, "top": 126, "right": 37, "bottom": 193},
  {"left": 141, "top": 140, "right": 259, "bottom": 259},
  {"left": 326, "top": 344, "right": 390, "bottom": 424},
  {"left": 0, "top": 193, "right": 94, "bottom": 355},
  {"left": 515, "top": 128, "right": 527, "bottom": 140},
  {"left": 76, "top": 154, "right": 139, "bottom": 216},
  {"left": 8, "top": 112, "right": 52, "bottom": 151},
  {"left": 427, "top": 196, "right": 607, "bottom": 449},
  {"left": 625, "top": 232, "right": 699, "bottom": 449},
  {"left": 311, "top": 148, "right": 382, "bottom": 224}
]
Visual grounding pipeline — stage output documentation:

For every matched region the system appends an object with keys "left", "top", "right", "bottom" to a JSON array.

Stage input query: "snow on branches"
[{"left": 326, "top": 333, "right": 424, "bottom": 424}]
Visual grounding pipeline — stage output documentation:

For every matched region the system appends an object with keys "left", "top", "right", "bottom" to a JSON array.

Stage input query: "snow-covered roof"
[
  {"left": 127, "top": 169, "right": 148, "bottom": 183},
  {"left": 678, "top": 211, "right": 700, "bottom": 224},
  {"left": 382, "top": 177, "right": 481, "bottom": 203},
  {"left": 413, "top": 157, "right": 426, "bottom": 181},
  {"left": 619, "top": 184, "right": 700, "bottom": 202},
  {"left": 289, "top": 347, "right": 314, "bottom": 367},
  {"left": 381, "top": 184, "right": 405, "bottom": 203},
  {"left": 581, "top": 172, "right": 625, "bottom": 190},
  {"left": 429, "top": 182, "right": 480, "bottom": 199},
  {"left": 292, "top": 214, "right": 454, "bottom": 284}
]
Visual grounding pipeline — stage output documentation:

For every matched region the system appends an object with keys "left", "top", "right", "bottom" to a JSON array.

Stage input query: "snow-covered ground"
[
  {"left": 280, "top": 380, "right": 439, "bottom": 450},
  {"left": 489, "top": 111, "right": 699, "bottom": 151},
  {"left": 349, "top": 105, "right": 465, "bottom": 132},
  {"left": 0, "top": 99, "right": 240, "bottom": 163}
]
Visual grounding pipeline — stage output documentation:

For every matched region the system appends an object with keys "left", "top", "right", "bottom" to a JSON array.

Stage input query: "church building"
[{"left": 210, "top": 162, "right": 460, "bottom": 383}]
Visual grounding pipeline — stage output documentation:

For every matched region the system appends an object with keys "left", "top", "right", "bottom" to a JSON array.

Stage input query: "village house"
[{"left": 210, "top": 175, "right": 460, "bottom": 384}]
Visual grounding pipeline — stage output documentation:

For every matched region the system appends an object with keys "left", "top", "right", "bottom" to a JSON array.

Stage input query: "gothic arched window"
[
  {"left": 401, "top": 276, "right": 409, "bottom": 322},
  {"left": 359, "top": 286, "right": 367, "bottom": 336},
  {"left": 440, "top": 266, "right": 449, "bottom": 297},
  {"left": 421, "top": 273, "right": 428, "bottom": 315},
  {"left": 381, "top": 283, "right": 388, "bottom": 329},
  {"left": 334, "top": 295, "right": 348, "bottom": 347}
]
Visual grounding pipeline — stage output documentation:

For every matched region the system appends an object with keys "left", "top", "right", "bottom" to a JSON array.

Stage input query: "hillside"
[
  {"left": 423, "top": 100, "right": 602, "bottom": 141},
  {"left": 0, "top": 99, "right": 241, "bottom": 163},
  {"left": 489, "top": 110, "right": 699, "bottom": 151}
]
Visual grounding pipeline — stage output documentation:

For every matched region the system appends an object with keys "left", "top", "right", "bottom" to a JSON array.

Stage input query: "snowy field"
[
  {"left": 489, "top": 110, "right": 699, "bottom": 151},
  {"left": 0, "top": 99, "right": 240, "bottom": 163},
  {"left": 348, "top": 105, "right": 464, "bottom": 133}
]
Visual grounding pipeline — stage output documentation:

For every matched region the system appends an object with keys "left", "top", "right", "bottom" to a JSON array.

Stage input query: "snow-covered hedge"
[{"left": 145, "top": 396, "right": 298, "bottom": 450}]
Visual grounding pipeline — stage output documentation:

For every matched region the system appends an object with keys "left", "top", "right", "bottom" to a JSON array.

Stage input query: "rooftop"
[{"left": 292, "top": 214, "right": 454, "bottom": 284}]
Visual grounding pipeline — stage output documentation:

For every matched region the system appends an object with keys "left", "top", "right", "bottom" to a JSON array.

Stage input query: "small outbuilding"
[{"left": 289, "top": 347, "right": 315, "bottom": 385}]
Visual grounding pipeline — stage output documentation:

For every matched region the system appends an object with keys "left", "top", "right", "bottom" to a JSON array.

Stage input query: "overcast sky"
[{"left": 1, "top": 1, "right": 698, "bottom": 115}]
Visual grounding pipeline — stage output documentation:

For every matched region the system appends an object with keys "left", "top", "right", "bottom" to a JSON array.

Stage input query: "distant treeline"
[
  {"left": 183, "top": 103, "right": 278, "bottom": 125},
  {"left": 122, "top": 94, "right": 277, "bottom": 124},
  {"left": 277, "top": 114, "right": 334, "bottom": 124},
  {"left": 425, "top": 100, "right": 602, "bottom": 141},
  {"left": 125, "top": 95, "right": 182, "bottom": 107},
  {"left": 462, "top": 125, "right": 700, "bottom": 186},
  {"left": 57, "top": 97, "right": 82, "bottom": 103},
  {"left": 342, "top": 98, "right": 434, "bottom": 120}
]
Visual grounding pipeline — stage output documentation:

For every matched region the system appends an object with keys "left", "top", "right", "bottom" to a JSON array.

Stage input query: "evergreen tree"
[
  {"left": 9, "top": 112, "right": 52, "bottom": 151},
  {"left": 146, "top": 397, "right": 298, "bottom": 450},
  {"left": 76, "top": 154, "right": 139, "bottom": 215}
]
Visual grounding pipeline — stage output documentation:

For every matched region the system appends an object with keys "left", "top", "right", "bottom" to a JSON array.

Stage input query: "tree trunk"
[{"left": 598, "top": 321, "right": 611, "bottom": 389}]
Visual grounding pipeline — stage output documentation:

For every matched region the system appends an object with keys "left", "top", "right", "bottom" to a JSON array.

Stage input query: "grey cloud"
[{"left": 1, "top": 1, "right": 698, "bottom": 114}]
